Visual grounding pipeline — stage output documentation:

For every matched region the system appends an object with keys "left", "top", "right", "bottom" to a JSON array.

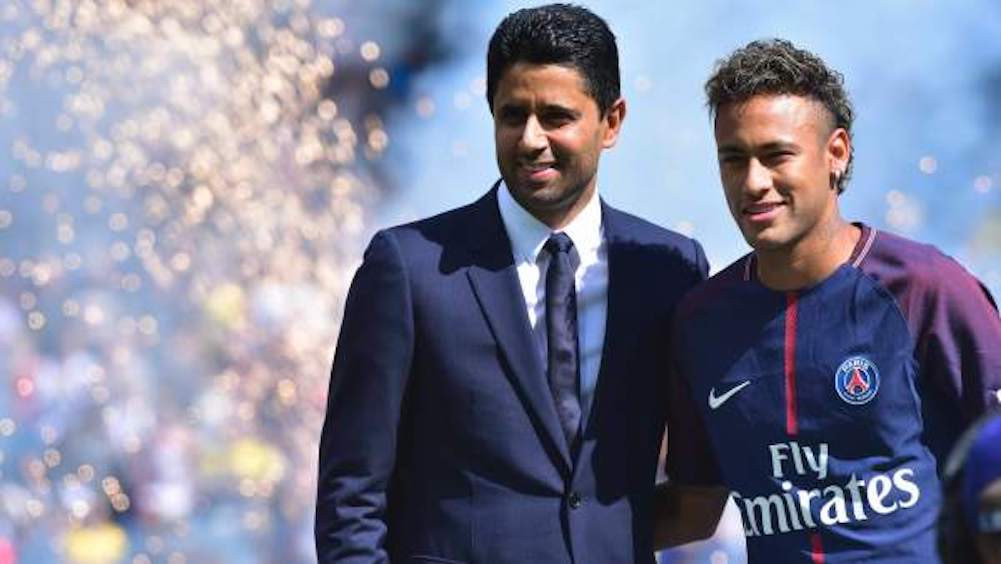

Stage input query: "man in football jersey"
[{"left": 665, "top": 39, "right": 1001, "bottom": 562}]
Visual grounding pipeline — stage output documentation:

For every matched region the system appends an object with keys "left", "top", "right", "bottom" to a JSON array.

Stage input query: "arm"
[
  {"left": 653, "top": 481, "right": 729, "bottom": 549},
  {"left": 315, "top": 230, "right": 414, "bottom": 563},
  {"left": 654, "top": 366, "right": 729, "bottom": 548},
  {"left": 692, "top": 238, "right": 710, "bottom": 280},
  {"left": 893, "top": 255, "right": 1001, "bottom": 463},
  {"left": 655, "top": 292, "right": 729, "bottom": 549},
  {"left": 917, "top": 267, "right": 1001, "bottom": 421},
  {"left": 655, "top": 325, "right": 729, "bottom": 547}
]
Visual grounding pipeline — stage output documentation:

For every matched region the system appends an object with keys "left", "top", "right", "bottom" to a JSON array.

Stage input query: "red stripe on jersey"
[
  {"left": 785, "top": 292, "right": 799, "bottom": 436},
  {"left": 810, "top": 532, "right": 825, "bottom": 564}
]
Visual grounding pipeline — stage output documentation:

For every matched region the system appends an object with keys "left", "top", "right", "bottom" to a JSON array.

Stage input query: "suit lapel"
[
  {"left": 581, "top": 203, "right": 638, "bottom": 439},
  {"left": 464, "top": 187, "right": 572, "bottom": 470}
]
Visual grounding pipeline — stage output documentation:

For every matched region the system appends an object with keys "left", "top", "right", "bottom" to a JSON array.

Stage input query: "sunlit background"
[{"left": 1, "top": 1, "right": 998, "bottom": 563}]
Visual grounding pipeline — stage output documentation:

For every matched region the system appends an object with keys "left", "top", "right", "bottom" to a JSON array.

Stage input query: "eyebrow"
[
  {"left": 496, "top": 101, "right": 580, "bottom": 117},
  {"left": 539, "top": 103, "right": 580, "bottom": 116},
  {"left": 717, "top": 141, "right": 799, "bottom": 155}
]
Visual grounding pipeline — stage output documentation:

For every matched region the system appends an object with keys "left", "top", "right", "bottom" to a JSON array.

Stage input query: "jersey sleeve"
[
  {"left": 665, "top": 365, "right": 723, "bottom": 486},
  {"left": 665, "top": 305, "right": 723, "bottom": 486},
  {"left": 912, "top": 254, "right": 1001, "bottom": 421},
  {"left": 865, "top": 239, "right": 1001, "bottom": 460}
]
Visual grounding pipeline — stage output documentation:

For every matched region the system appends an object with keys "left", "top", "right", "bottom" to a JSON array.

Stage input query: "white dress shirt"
[{"left": 497, "top": 182, "right": 608, "bottom": 429}]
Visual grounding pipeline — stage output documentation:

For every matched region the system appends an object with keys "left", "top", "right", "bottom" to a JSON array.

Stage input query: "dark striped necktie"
[{"left": 543, "top": 232, "right": 581, "bottom": 450}]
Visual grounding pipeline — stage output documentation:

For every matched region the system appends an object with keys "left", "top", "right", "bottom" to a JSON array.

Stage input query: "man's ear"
[
  {"left": 602, "top": 97, "right": 626, "bottom": 149},
  {"left": 826, "top": 127, "right": 850, "bottom": 191}
]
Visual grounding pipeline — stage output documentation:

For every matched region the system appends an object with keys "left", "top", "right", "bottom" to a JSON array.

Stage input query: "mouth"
[
  {"left": 519, "top": 162, "right": 558, "bottom": 183},
  {"left": 741, "top": 201, "right": 785, "bottom": 223}
]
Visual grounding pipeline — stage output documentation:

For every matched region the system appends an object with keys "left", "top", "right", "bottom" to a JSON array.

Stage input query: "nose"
[
  {"left": 519, "top": 114, "right": 548, "bottom": 153},
  {"left": 743, "top": 158, "right": 772, "bottom": 197}
]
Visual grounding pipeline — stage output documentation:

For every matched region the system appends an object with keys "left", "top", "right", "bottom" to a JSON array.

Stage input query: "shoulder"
[
  {"left": 602, "top": 205, "right": 710, "bottom": 295},
  {"left": 859, "top": 228, "right": 993, "bottom": 304},
  {"left": 352, "top": 194, "right": 496, "bottom": 285},
  {"left": 857, "top": 227, "right": 998, "bottom": 329},
  {"left": 676, "top": 255, "right": 750, "bottom": 323},
  {"left": 603, "top": 204, "right": 707, "bottom": 272},
  {"left": 380, "top": 198, "right": 483, "bottom": 250},
  {"left": 857, "top": 228, "right": 947, "bottom": 285},
  {"left": 603, "top": 204, "right": 699, "bottom": 250},
  {"left": 365, "top": 190, "right": 502, "bottom": 271}
]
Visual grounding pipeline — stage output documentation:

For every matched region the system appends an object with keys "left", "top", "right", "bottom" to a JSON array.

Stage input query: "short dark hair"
[
  {"left": 705, "top": 39, "right": 855, "bottom": 193},
  {"left": 486, "top": 4, "right": 620, "bottom": 116}
]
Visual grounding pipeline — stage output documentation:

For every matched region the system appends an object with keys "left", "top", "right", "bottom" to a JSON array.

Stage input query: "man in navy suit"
[{"left": 315, "top": 5, "right": 724, "bottom": 562}]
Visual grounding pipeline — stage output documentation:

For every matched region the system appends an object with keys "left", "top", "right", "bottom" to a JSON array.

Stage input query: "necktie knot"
[{"left": 544, "top": 232, "right": 574, "bottom": 256}]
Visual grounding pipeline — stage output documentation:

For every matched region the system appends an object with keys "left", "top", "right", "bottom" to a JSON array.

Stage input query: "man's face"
[
  {"left": 492, "top": 62, "right": 623, "bottom": 227},
  {"left": 714, "top": 94, "right": 849, "bottom": 252}
]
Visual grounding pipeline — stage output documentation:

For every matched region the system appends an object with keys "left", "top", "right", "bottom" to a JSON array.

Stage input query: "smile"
[
  {"left": 520, "top": 162, "right": 558, "bottom": 182},
  {"left": 743, "top": 202, "right": 785, "bottom": 223}
]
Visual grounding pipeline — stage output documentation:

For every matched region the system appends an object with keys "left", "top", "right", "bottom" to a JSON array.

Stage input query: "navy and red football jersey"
[{"left": 668, "top": 224, "right": 1001, "bottom": 562}]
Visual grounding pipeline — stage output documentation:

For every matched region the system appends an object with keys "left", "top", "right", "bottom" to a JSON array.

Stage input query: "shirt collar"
[{"left": 497, "top": 180, "right": 603, "bottom": 263}]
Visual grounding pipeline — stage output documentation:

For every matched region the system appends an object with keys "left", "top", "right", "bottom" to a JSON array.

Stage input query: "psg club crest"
[{"left": 834, "top": 356, "right": 880, "bottom": 405}]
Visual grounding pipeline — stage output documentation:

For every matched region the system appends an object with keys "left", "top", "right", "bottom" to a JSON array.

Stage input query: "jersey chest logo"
[{"left": 834, "top": 356, "right": 880, "bottom": 405}]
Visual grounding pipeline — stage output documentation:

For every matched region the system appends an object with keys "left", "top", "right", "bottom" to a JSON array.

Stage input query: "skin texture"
[
  {"left": 652, "top": 482, "right": 730, "bottom": 549},
  {"left": 492, "top": 62, "right": 625, "bottom": 229},
  {"left": 714, "top": 94, "right": 858, "bottom": 290}
]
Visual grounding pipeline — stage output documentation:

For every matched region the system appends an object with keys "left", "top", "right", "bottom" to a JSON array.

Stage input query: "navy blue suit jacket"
[{"left": 315, "top": 187, "right": 708, "bottom": 563}]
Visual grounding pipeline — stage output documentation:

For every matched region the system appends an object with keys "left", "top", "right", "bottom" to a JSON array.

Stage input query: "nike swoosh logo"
[{"left": 708, "top": 381, "right": 751, "bottom": 410}]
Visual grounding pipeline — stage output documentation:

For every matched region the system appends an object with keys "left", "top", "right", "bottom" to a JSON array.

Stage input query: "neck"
[
  {"left": 534, "top": 184, "right": 597, "bottom": 230},
  {"left": 756, "top": 218, "right": 860, "bottom": 291}
]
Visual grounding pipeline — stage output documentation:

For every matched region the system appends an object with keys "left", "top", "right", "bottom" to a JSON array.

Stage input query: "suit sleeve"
[
  {"left": 315, "top": 230, "right": 414, "bottom": 563},
  {"left": 692, "top": 238, "right": 710, "bottom": 280}
]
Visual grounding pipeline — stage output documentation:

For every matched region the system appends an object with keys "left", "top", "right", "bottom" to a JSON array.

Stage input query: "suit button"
[{"left": 567, "top": 492, "right": 582, "bottom": 509}]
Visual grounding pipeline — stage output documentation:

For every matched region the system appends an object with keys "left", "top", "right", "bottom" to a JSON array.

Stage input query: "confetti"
[{"left": 0, "top": 1, "right": 429, "bottom": 560}]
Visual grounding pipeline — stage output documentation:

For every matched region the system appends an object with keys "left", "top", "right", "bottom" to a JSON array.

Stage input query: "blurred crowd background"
[{"left": 0, "top": 1, "right": 997, "bottom": 563}]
